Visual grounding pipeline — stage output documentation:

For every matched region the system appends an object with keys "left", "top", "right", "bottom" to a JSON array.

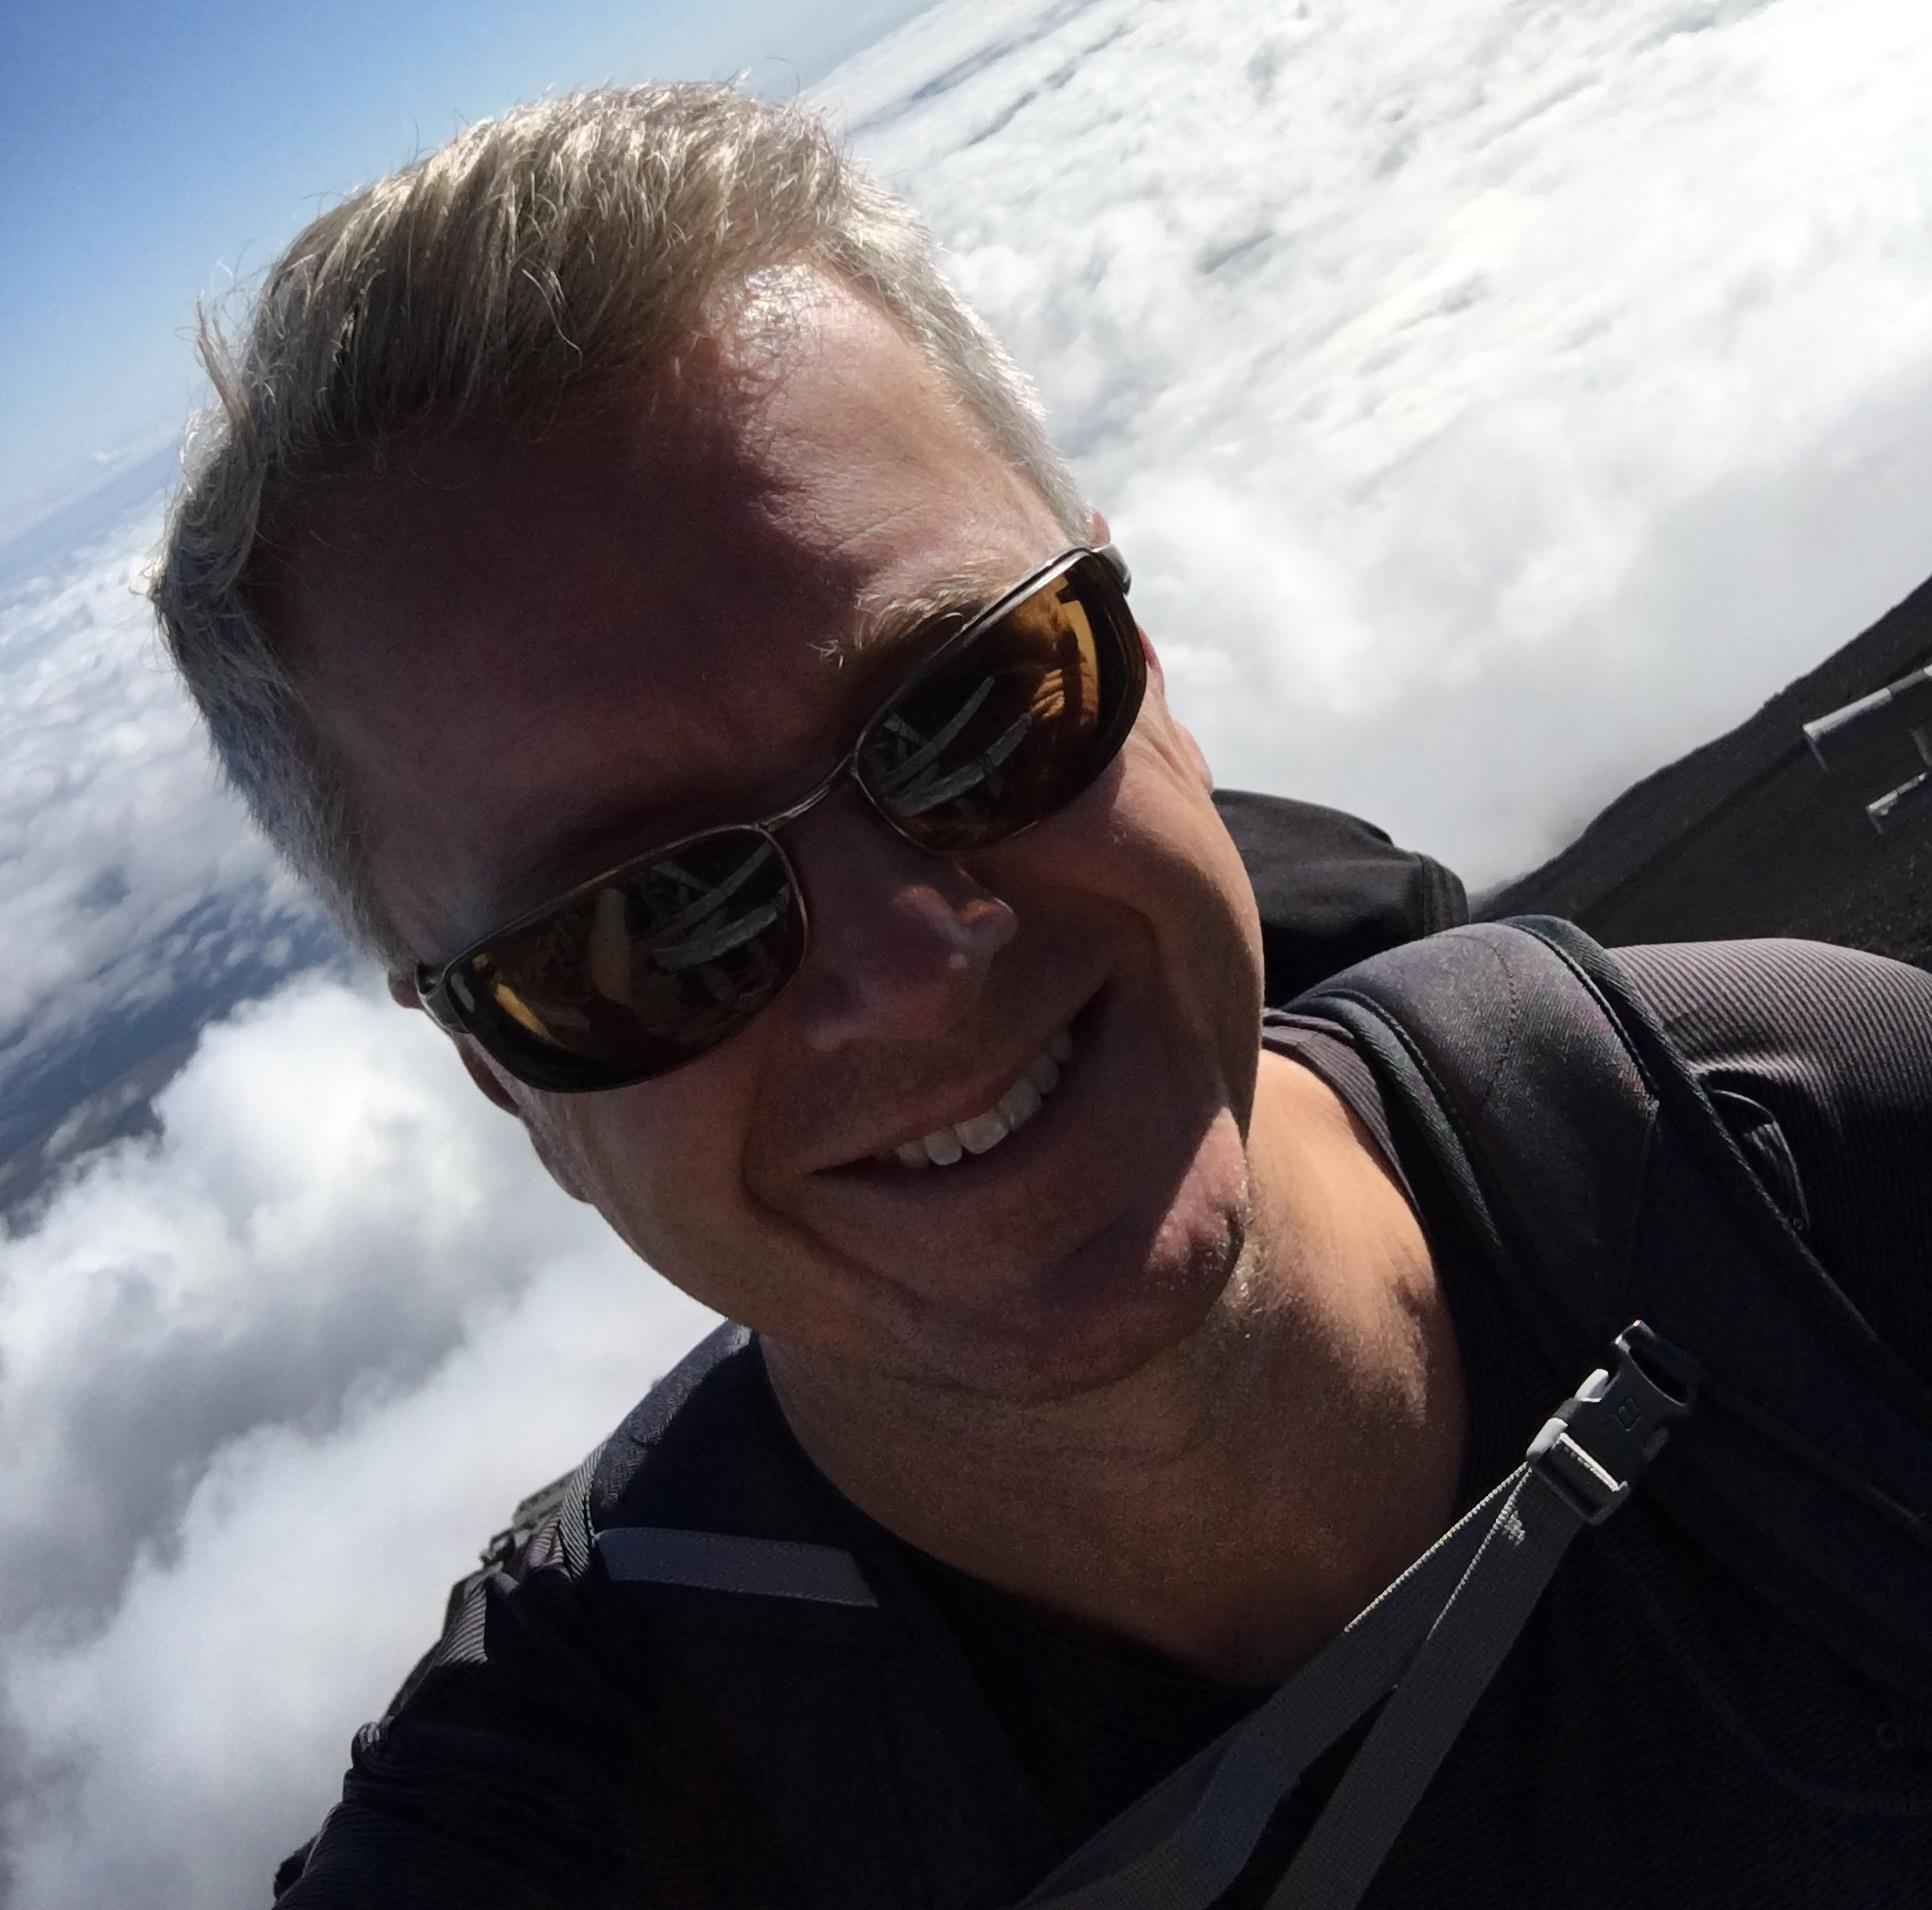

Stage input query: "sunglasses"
[{"left": 416, "top": 544, "right": 1145, "bottom": 1093}]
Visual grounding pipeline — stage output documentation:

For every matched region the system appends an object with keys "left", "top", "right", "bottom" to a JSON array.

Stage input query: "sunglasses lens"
[
  {"left": 447, "top": 828, "right": 803, "bottom": 1092},
  {"left": 855, "top": 552, "right": 1144, "bottom": 855}
]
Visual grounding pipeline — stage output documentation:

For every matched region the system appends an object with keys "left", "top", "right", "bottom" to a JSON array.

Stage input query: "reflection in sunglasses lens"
[
  {"left": 462, "top": 829, "right": 803, "bottom": 1085},
  {"left": 860, "top": 570, "right": 1110, "bottom": 853}
]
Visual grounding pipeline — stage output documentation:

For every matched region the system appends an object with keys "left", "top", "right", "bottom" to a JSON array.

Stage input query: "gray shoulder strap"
[
  {"left": 1017, "top": 1326, "right": 1694, "bottom": 1910},
  {"left": 596, "top": 1526, "right": 878, "bottom": 1607}
]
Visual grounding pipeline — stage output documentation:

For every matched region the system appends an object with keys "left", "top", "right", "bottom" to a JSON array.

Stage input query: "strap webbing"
[
  {"left": 596, "top": 1527, "right": 878, "bottom": 1607},
  {"left": 1018, "top": 1326, "right": 1694, "bottom": 1910},
  {"left": 1261, "top": 1469, "right": 1573, "bottom": 1906},
  {"left": 1015, "top": 1471, "right": 1516, "bottom": 1909}
]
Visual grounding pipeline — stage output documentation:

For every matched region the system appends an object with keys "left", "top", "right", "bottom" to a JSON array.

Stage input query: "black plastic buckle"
[{"left": 1526, "top": 1321, "right": 1699, "bottom": 1525}]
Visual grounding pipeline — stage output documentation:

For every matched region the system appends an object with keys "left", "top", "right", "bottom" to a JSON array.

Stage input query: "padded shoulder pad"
[
  {"left": 1294, "top": 921, "right": 1661, "bottom": 1360},
  {"left": 588, "top": 1323, "right": 752, "bottom": 1523}
]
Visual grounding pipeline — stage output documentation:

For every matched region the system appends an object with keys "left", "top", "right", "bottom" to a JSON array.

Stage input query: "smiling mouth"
[{"left": 875, "top": 1025, "right": 1075, "bottom": 1170}]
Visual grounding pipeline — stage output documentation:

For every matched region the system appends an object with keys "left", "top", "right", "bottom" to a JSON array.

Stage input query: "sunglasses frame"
[{"left": 415, "top": 543, "right": 1142, "bottom": 1089}]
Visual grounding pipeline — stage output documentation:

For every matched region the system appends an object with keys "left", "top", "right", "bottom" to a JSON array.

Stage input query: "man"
[{"left": 153, "top": 86, "right": 1932, "bottom": 1909}]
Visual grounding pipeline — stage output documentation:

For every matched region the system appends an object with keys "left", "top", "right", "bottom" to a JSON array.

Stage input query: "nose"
[{"left": 784, "top": 795, "right": 1018, "bottom": 1054}]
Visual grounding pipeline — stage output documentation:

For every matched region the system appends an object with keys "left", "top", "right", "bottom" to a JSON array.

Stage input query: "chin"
[{"left": 907, "top": 1164, "right": 1254, "bottom": 1406}]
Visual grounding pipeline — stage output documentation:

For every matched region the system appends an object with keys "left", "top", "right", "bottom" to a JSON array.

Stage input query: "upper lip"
[{"left": 822, "top": 1003, "right": 1090, "bottom": 1169}]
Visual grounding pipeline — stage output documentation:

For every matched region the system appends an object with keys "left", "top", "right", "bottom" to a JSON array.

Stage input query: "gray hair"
[{"left": 151, "top": 83, "right": 1087, "bottom": 964}]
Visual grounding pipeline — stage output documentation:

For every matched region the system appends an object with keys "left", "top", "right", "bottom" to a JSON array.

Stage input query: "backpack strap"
[
  {"left": 1295, "top": 918, "right": 1932, "bottom": 1703},
  {"left": 1017, "top": 1323, "right": 1695, "bottom": 1910}
]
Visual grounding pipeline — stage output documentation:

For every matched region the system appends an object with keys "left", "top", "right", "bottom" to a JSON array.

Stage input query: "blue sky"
[{"left": 0, "top": 0, "right": 931, "bottom": 535}]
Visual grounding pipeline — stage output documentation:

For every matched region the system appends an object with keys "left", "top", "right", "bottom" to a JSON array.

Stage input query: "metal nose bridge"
[
  {"left": 755, "top": 747, "right": 867, "bottom": 841},
  {"left": 756, "top": 659, "right": 1008, "bottom": 848}
]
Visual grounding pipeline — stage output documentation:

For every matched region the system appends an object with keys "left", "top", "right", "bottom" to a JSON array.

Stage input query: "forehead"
[{"left": 268, "top": 284, "right": 1068, "bottom": 958}]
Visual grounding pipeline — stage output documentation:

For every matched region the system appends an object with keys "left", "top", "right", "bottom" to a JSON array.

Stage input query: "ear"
[
  {"left": 457, "top": 1041, "right": 598, "bottom": 1205},
  {"left": 1100, "top": 546, "right": 1217, "bottom": 796},
  {"left": 453, "top": 1031, "right": 597, "bottom": 1205},
  {"left": 392, "top": 966, "right": 598, "bottom": 1203},
  {"left": 391, "top": 965, "right": 526, "bottom": 1118},
  {"left": 1149, "top": 645, "right": 1215, "bottom": 791},
  {"left": 456, "top": 1040, "right": 523, "bottom": 1118},
  {"left": 1087, "top": 500, "right": 1173, "bottom": 689},
  {"left": 1138, "top": 622, "right": 1169, "bottom": 695}
]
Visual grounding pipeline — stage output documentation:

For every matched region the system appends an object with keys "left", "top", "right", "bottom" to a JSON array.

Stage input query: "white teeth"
[
  {"left": 955, "top": 1108, "right": 1011, "bottom": 1154},
  {"left": 996, "top": 1075, "right": 1042, "bottom": 1131},
  {"left": 889, "top": 1024, "right": 1074, "bottom": 1169}
]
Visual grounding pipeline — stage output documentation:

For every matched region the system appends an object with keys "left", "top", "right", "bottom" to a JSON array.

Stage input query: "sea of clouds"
[{"left": 3, "top": 0, "right": 1932, "bottom": 1901}]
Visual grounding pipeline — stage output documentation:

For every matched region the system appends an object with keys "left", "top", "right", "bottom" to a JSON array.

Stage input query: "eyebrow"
[{"left": 828, "top": 563, "right": 1015, "bottom": 664}]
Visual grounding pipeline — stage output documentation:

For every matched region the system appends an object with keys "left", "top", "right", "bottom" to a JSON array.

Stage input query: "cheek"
[
  {"left": 1113, "top": 738, "right": 1266, "bottom": 1086},
  {"left": 520, "top": 1049, "right": 766, "bottom": 1266},
  {"left": 1125, "top": 731, "right": 1261, "bottom": 946}
]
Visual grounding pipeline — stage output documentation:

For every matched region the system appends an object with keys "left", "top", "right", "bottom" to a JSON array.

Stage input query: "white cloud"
[
  {"left": 0, "top": 489, "right": 325, "bottom": 1117},
  {"left": 0, "top": 975, "right": 716, "bottom": 1909}
]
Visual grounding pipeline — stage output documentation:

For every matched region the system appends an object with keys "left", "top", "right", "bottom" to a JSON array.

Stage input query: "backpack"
[{"left": 1295, "top": 918, "right": 1932, "bottom": 1713}]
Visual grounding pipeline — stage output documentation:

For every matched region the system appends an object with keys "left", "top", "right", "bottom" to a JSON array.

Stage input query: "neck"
[{"left": 765, "top": 1051, "right": 1465, "bottom": 1685}]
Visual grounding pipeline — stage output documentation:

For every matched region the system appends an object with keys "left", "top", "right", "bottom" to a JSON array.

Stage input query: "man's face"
[{"left": 273, "top": 282, "right": 1268, "bottom": 1402}]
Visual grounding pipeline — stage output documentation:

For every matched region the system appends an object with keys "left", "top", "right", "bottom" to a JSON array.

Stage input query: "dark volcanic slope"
[{"left": 1488, "top": 573, "right": 1932, "bottom": 970}]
